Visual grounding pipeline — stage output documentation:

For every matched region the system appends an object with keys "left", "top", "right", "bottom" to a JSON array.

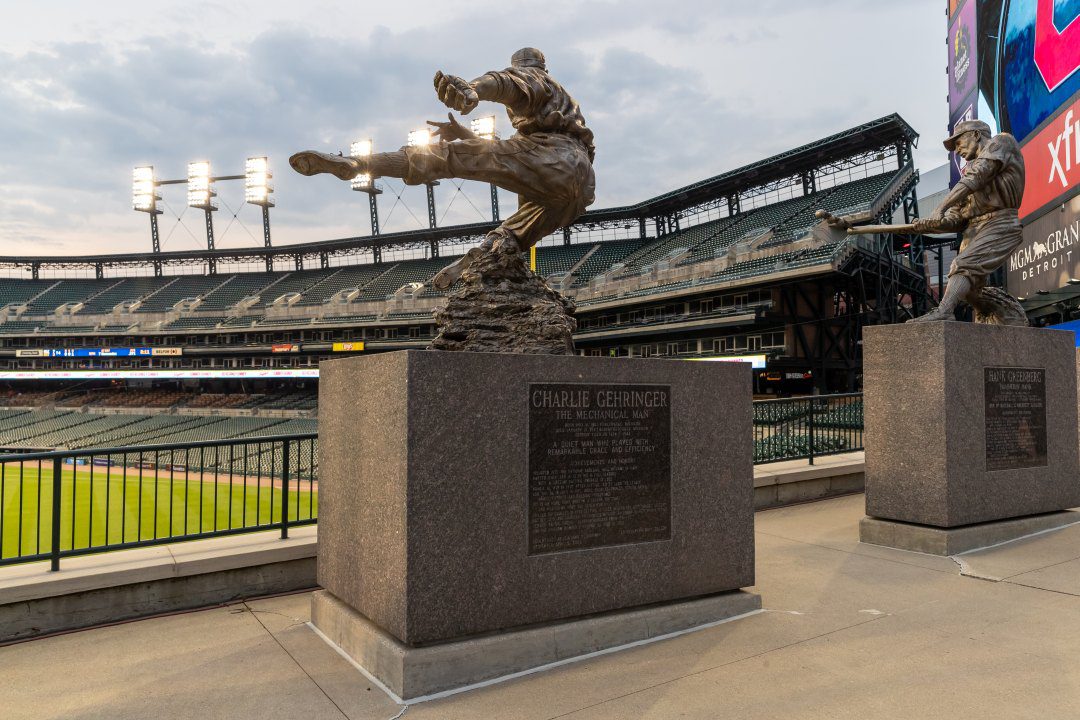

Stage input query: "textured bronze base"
[{"left": 430, "top": 242, "right": 576, "bottom": 355}]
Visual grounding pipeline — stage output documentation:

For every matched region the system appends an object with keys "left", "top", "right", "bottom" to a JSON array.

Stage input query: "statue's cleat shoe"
[
  {"left": 906, "top": 307, "right": 953, "bottom": 323},
  {"left": 289, "top": 151, "right": 362, "bottom": 181},
  {"left": 431, "top": 247, "right": 484, "bottom": 290}
]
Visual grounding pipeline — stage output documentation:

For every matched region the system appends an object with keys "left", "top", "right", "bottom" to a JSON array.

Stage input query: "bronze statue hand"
[
  {"left": 433, "top": 71, "right": 479, "bottom": 114},
  {"left": 427, "top": 113, "right": 476, "bottom": 143},
  {"left": 912, "top": 217, "right": 940, "bottom": 234}
]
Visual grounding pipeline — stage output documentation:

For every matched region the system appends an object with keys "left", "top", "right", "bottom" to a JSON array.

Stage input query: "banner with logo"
[
  {"left": 1007, "top": 193, "right": 1080, "bottom": 296},
  {"left": 948, "top": 1, "right": 977, "bottom": 121},
  {"left": 1018, "top": 91, "right": 1080, "bottom": 220},
  {"left": 331, "top": 341, "right": 365, "bottom": 352}
]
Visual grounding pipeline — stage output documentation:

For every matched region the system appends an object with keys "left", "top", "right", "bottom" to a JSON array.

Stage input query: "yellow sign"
[
  {"left": 530, "top": 245, "right": 537, "bottom": 272},
  {"left": 151, "top": 348, "right": 183, "bottom": 356},
  {"left": 332, "top": 342, "right": 365, "bottom": 352}
]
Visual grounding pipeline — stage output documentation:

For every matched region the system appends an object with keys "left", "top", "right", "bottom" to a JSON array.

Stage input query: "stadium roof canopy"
[{"left": 0, "top": 114, "right": 918, "bottom": 273}]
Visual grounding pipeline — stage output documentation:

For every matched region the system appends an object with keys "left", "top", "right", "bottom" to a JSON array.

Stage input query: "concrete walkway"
[{"left": 3, "top": 493, "right": 1078, "bottom": 719}]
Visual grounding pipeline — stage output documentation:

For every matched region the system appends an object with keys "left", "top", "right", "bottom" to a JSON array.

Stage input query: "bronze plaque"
[
  {"left": 527, "top": 383, "right": 672, "bottom": 555},
  {"left": 984, "top": 367, "right": 1048, "bottom": 471}
]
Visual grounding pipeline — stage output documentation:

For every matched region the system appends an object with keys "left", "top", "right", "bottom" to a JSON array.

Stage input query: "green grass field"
[{"left": 0, "top": 463, "right": 318, "bottom": 561}]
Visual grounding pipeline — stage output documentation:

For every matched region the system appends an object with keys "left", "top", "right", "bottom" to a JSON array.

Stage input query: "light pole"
[
  {"left": 470, "top": 115, "right": 500, "bottom": 222},
  {"left": 186, "top": 161, "right": 218, "bottom": 274},
  {"left": 245, "top": 157, "right": 275, "bottom": 271},
  {"left": 408, "top": 128, "right": 440, "bottom": 252},
  {"left": 350, "top": 139, "right": 382, "bottom": 239},
  {"left": 132, "top": 166, "right": 163, "bottom": 277}
]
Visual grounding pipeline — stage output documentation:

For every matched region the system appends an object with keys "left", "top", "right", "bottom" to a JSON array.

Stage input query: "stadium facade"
[{"left": 0, "top": 114, "right": 926, "bottom": 448}]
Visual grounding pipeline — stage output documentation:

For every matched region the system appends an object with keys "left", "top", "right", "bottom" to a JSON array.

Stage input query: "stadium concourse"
[{"left": 0, "top": 115, "right": 925, "bottom": 446}]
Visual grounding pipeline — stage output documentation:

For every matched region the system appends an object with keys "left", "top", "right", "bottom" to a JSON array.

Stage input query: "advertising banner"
[
  {"left": 151, "top": 348, "right": 183, "bottom": 356},
  {"left": 331, "top": 341, "right": 365, "bottom": 352},
  {"left": 949, "top": 90, "right": 979, "bottom": 186},
  {"left": 1018, "top": 91, "right": 1080, "bottom": 220},
  {"left": 948, "top": 0, "right": 978, "bottom": 120},
  {"left": 271, "top": 343, "right": 300, "bottom": 353},
  {"left": 1007, "top": 193, "right": 1080, "bottom": 296}
]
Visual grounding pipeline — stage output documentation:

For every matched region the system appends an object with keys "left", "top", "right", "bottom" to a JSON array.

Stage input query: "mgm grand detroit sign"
[{"left": 1008, "top": 193, "right": 1080, "bottom": 298}]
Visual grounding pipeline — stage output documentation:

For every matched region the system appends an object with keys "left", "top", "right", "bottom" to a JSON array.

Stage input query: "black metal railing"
[
  {"left": 0, "top": 433, "right": 317, "bottom": 571},
  {"left": 1, "top": 395, "right": 864, "bottom": 570},
  {"left": 753, "top": 393, "right": 863, "bottom": 464}
]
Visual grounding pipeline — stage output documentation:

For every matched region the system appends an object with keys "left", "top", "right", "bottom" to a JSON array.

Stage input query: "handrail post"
[
  {"left": 808, "top": 399, "right": 815, "bottom": 466},
  {"left": 50, "top": 457, "right": 63, "bottom": 571},
  {"left": 280, "top": 441, "right": 291, "bottom": 540}
]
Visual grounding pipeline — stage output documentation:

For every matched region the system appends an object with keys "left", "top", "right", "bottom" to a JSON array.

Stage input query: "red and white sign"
[
  {"left": 1035, "top": 0, "right": 1080, "bottom": 92},
  {"left": 1019, "top": 92, "right": 1080, "bottom": 220},
  {"left": 271, "top": 343, "right": 300, "bottom": 353}
]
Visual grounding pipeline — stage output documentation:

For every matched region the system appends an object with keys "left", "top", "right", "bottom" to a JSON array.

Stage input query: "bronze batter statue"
[
  {"left": 909, "top": 119, "right": 1027, "bottom": 324},
  {"left": 289, "top": 47, "right": 595, "bottom": 293},
  {"left": 819, "top": 120, "right": 1027, "bottom": 325}
]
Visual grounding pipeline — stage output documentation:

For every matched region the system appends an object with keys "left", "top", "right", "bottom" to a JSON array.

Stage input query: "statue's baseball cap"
[
  {"left": 511, "top": 47, "right": 546, "bottom": 70},
  {"left": 944, "top": 119, "right": 992, "bottom": 151}
]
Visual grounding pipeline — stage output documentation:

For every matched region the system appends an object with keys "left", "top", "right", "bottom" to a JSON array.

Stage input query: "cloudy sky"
[{"left": 0, "top": 0, "right": 948, "bottom": 259}]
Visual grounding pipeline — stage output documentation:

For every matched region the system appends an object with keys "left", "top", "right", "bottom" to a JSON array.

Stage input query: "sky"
[{"left": 0, "top": 0, "right": 949, "bottom": 259}]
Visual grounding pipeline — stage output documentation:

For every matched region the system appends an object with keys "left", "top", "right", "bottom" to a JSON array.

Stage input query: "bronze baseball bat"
[
  {"left": 814, "top": 210, "right": 915, "bottom": 234},
  {"left": 845, "top": 224, "right": 917, "bottom": 235}
]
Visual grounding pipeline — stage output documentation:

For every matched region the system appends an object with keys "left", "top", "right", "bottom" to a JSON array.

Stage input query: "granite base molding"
[
  {"left": 310, "top": 588, "right": 762, "bottom": 702},
  {"left": 859, "top": 511, "right": 1080, "bottom": 556}
]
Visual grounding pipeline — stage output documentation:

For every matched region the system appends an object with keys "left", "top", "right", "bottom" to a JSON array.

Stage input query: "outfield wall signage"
[
  {"left": 689, "top": 354, "right": 767, "bottom": 369},
  {"left": 13, "top": 347, "right": 184, "bottom": 358},
  {"left": 1008, "top": 193, "right": 1080, "bottom": 296},
  {"left": 0, "top": 369, "right": 320, "bottom": 380}
]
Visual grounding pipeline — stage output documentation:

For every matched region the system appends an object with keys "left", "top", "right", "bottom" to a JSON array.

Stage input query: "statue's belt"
[{"left": 968, "top": 208, "right": 1018, "bottom": 225}]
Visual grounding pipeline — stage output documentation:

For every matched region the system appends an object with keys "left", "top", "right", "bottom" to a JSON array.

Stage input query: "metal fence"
[
  {"left": 0, "top": 394, "right": 864, "bottom": 570},
  {"left": 753, "top": 393, "right": 863, "bottom": 465},
  {"left": 0, "top": 433, "right": 317, "bottom": 571}
]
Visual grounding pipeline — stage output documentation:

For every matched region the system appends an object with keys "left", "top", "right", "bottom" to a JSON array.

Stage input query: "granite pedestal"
[
  {"left": 315, "top": 350, "right": 758, "bottom": 699},
  {"left": 860, "top": 323, "right": 1080, "bottom": 555}
]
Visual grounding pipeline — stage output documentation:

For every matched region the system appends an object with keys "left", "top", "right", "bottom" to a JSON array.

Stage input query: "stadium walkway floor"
[{"left": 3, "top": 493, "right": 1079, "bottom": 719}]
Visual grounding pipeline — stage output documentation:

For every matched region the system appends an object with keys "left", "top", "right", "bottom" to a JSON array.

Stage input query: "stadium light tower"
[
  {"left": 132, "top": 166, "right": 164, "bottom": 277},
  {"left": 408, "top": 128, "right": 439, "bottom": 242},
  {"left": 245, "top": 156, "right": 275, "bottom": 271},
  {"left": 187, "top": 160, "right": 218, "bottom": 273},
  {"left": 470, "top": 115, "right": 500, "bottom": 222},
  {"left": 350, "top": 139, "right": 383, "bottom": 238}
]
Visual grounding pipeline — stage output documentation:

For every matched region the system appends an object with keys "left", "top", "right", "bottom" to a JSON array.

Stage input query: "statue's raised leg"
[{"left": 288, "top": 150, "right": 409, "bottom": 182}]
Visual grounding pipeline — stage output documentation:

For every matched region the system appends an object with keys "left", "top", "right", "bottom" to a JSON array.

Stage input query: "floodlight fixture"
[
  {"left": 244, "top": 156, "right": 274, "bottom": 207},
  {"left": 407, "top": 128, "right": 432, "bottom": 147},
  {"left": 350, "top": 139, "right": 374, "bottom": 191},
  {"left": 186, "top": 161, "right": 216, "bottom": 210},
  {"left": 471, "top": 115, "right": 497, "bottom": 140},
  {"left": 468, "top": 115, "right": 501, "bottom": 221},
  {"left": 131, "top": 166, "right": 159, "bottom": 213}
]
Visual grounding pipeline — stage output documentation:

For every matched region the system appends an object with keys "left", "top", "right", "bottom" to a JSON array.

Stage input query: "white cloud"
[{"left": 0, "top": 0, "right": 947, "bottom": 258}]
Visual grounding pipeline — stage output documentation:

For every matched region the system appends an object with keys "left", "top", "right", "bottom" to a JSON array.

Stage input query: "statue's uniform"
[
  {"left": 401, "top": 66, "right": 596, "bottom": 250},
  {"left": 948, "top": 133, "right": 1026, "bottom": 292}
]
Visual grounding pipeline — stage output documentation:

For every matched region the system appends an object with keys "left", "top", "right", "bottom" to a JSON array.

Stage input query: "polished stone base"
[
  {"left": 859, "top": 511, "right": 1080, "bottom": 556},
  {"left": 310, "top": 588, "right": 762, "bottom": 702},
  {"left": 317, "top": 351, "right": 755, "bottom": 647},
  {"left": 863, "top": 323, "right": 1080, "bottom": 527}
]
